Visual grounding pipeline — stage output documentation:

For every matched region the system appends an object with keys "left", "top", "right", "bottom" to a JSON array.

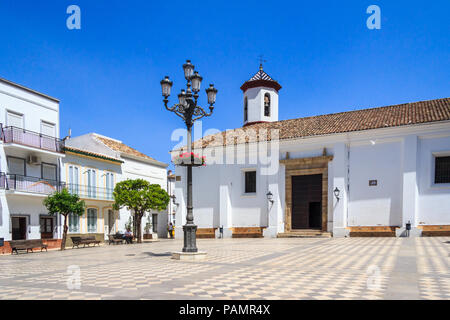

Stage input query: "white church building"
[{"left": 172, "top": 66, "right": 450, "bottom": 238}]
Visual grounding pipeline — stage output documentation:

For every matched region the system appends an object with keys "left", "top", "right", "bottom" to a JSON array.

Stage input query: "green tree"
[
  {"left": 43, "top": 188, "right": 85, "bottom": 250},
  {"left": 113, "top": 179, "right": 170, "bottom": 243}
]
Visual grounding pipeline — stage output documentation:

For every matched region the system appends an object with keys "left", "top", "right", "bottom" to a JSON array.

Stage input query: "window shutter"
[
  {"left": 42, "top": 164, "right": 57, "bottom": 180},
  {"left": 8, "top": 158, "right": 25, "bottom": 175},
  {"left": 40, "top": 122, "right": 55, "bottom": 137},
  {"left": 6, "top": 112, "right": 24, "bottom": 128}
]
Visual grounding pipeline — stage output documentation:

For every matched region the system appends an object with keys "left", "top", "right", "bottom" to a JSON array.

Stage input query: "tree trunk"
[
  {"left": 61, "top": 214, "right": 68, "bottom": 251},
  {"left": 136, "top": 212, "right": 142, "bottom": 243}
]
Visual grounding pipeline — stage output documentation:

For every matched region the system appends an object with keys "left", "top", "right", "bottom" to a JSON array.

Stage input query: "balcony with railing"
[
  {"left": 1, "top": 126, "right": 65, "bottom": 154},
  {"left": 67, "top": 184, "right": 115, "bottom": 201},
  {"left": 0, "top": 173, "right": 64, "bottom": 195}
]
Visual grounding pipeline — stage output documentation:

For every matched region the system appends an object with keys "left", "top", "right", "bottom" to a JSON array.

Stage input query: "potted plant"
[
  {"left": 144, "top": 221, "right": 152, "bottom": 239},
  {"left": 172, "top": 152, "right": 206, "bottom": 167}
]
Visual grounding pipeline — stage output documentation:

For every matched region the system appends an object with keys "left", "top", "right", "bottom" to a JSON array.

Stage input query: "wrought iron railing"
[
  {"left": 0, "top": 174, "right": 115, "bottom": 200},
  {"left": 1, "top": 125, "right": 65, "bottom": 153},
  {"left": 67, "top": 183, "right": 114, "bottom": 201},
  {"left": 0, "top": 173, "right": 64, "bottom": 194}
]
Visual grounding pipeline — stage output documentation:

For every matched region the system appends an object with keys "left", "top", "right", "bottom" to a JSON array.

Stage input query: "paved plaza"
[{"left": 0, "top": 237, "right": 448, "bottom": 300}]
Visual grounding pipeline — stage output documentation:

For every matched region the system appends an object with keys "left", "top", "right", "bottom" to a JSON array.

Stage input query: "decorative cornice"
[{"left": 280, "top": 155, "right": 334, "bottom": 166}]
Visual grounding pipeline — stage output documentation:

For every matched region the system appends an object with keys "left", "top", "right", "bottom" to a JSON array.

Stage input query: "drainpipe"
[
  {"left": 346, "top": 133, "right": 350, "bottom": 229},
  {"left": 167, "top": 171, "right": 170, "bottom": 224},
  {"left": 167, "top": 170, "right": 173, "bottom": 224},
  {"left": 266, "top": 175, "right": 270, "bottom": 229}
]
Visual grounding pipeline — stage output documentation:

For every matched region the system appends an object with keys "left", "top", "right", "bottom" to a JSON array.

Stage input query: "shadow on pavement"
[{"left": 142, "top": 252, "right": 172, "bottom": 257}]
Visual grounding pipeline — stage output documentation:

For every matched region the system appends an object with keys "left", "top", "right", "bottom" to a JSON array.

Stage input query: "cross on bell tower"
[{"left": 258, "top": 55, "right": 267, "bottom": 71}]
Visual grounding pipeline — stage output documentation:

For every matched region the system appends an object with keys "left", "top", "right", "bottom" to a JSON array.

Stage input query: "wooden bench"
[
  {"left": 196, "top": 228, "right": 216, "bottom": 239},
  {"left": 232, "top": 227, "right": 264, "bottom": 238},
  {"left": 108, "top": 234, "right": 124, "bottom": 245},
  {"left": 348, "top": 226, "right": 397, "bottom": 237},
  {"left": 418, "top": 225, "right": 450, "bottom": 237},
  {"left": 71, "top": 236, "right": 101, "bottom": 248},
  {"left": 10, "top": 239, "right": 48, "bottom": 255}
]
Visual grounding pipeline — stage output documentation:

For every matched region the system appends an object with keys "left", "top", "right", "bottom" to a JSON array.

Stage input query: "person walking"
[{"left": 167, "top": 222, "right": 174, "bottom": 239}]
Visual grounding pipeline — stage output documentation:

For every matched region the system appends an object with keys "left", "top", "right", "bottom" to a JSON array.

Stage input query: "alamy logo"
[
  {"left": 366, "top": 265, "right": 381, "bottom": 290},
  {"left": 66, "top": 5, "right": 81, "bottom": 30},
  {"left": 66, "top": 265, "right": 81, "bottom": 290},
  {"left": 366, "top": 5, "right": 381, "bottom": 30}
]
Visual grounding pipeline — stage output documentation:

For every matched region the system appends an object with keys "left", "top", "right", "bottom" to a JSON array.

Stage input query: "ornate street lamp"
[{"left": 161, "top": 60, "right": 217, "bottom": 253}]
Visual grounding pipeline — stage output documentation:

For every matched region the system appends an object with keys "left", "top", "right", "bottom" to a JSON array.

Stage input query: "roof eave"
[
  {"left": 120, "top": 152, "right": 169, "bottom": 168},
  {"left": 240, "top": 79, "right": 282, "bottom": 92},
  {"left": 0, "top": 77, "right": 60, "bottom": 103}
]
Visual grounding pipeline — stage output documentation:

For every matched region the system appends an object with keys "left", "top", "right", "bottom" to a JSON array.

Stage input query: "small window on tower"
[
  {"left": 244, "top": 96, "right": 248, "bottom": 122},
  {"left": 264, "top": 93, "right": 271, "bottom": 117}
]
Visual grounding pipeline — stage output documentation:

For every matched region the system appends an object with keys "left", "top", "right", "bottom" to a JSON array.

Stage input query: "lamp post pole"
[
  {"left": 184, "top": 113, "right": 195, "bottom": 252},
  {"left": 161, "top": 60, "right": 217, "bottom": 253}
]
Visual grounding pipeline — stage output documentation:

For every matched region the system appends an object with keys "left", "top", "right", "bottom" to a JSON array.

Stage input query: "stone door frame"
[{"left": 280, "top": 155, "right": 333, "bottom": 232}]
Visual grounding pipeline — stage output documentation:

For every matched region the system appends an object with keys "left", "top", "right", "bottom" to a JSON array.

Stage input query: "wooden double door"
[
  {"left": 40, "top": 216, "right": 54, "bottom": 239},
  {"left": 12, "top": 217, "right": 27, "bottom": 240},
  {"left": 291, "top": 174, "right": 322, "bottom": 229}
]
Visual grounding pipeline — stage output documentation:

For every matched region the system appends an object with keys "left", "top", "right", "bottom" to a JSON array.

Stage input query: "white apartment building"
[
  {"left": 62, "top": 133, "right": 169, "bottom": 242},
  {"left": 0, "top": 78, "right": 65, "bottom": 252},
  {"left": 0, "top": 78, "right": 170, "bottom": 253}
]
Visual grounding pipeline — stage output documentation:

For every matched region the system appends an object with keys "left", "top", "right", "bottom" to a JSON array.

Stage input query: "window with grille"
[
  {"left": 105, "top": 172, "right": 114, "bottom": 199},
  {"left": 87, "top": 169, "right": 96, "bottom": 198},
  {"left": 68, "top": 212, "right": 80, "bottom": 233},
  {"left": 152, "top": 213, "right": 158, "bottom": 233},
  {"left": 68, "top": 165, "right": 79, "bottom": 195},
  {"left": 435, "top": 156, "right": 450, "bottom": 184},
  {"left": 244, "top": 171, "right": 256, "bottom": 193},
  {"left": 87, "top": 208, "right": 97, "bottom": 233}
]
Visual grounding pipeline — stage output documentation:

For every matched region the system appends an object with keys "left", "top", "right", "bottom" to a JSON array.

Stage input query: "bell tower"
[{"left": 240, "top": 64, "right": 282, "bottom": 126}]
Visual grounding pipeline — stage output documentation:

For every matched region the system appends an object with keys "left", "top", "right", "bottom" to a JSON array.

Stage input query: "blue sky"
[{"left": 0, "top": 0, "right": 449, "bottom": 167}]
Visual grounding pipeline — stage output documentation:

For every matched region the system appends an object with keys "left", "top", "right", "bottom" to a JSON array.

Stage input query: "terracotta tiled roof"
[
  {"left": 95, "top": 136, "right": 158, "bottom": 162},
  {"left": 64, "top": 146, "right": 123, "bottom": 163},
  {"left": 186, "top": 98, "right": 450, "bottom": 149}
]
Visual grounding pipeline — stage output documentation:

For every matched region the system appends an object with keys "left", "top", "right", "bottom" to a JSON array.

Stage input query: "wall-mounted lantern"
[
  {"left": 334, "top": 187, "right": 340, "bottom": 201},
  {"left": 266, "top": 191, "right": 274, "bottom": 204}
]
